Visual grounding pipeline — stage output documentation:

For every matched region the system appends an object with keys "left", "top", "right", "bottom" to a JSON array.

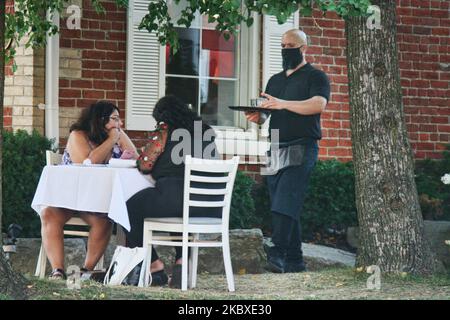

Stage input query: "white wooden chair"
[
  {"left": 141, "top": 155, "right": 239, "bottom": 291},
  {"left": 35, "top": 150, "right": 107, "bottom": 278}
]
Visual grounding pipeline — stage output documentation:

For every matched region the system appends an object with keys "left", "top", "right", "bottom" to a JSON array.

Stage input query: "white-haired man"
[{"left": 246, "top": 29, "right": 330, "bottom": 273}]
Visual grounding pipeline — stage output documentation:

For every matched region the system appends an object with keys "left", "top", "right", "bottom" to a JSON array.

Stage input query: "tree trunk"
[
  {"left": 0, "top": 0, "right": 28, "bottom": 300},
  {"left": 345, "top": 0, "right": 437, "bottom": 274}
]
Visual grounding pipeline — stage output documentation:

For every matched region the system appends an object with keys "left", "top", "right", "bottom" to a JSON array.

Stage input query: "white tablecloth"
[{"left": 31, "top": 165, "right": 154, "bottom": 231}]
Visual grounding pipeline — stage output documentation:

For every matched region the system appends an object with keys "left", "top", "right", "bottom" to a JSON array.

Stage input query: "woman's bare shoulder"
[{"left": 68, "top": 130, "right": 90, "bottom": 146}]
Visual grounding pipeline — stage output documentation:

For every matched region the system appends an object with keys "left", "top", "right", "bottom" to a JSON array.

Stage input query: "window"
[
  {"left": 165, "top": 18, "right": 239, "bottom": 127},
  {"left": 126, "top": 0, "right": 259, "bottom": 134}
]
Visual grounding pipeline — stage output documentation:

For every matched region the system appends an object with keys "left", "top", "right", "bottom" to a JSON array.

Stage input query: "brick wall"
[
  {"left": 300, "top": 0, "right": 449, "bottom": 161},
  {"left": 3, "top": 0, "right": 45, "bottom": 134},
  {"left": 58, "top": 0, "right": 129, "bottom": 146},
  {"left": 397, "top": 0, "right": 449, "bottom": 159},
  {"left": 4, "top": 0, "right": 14, "bottom": 130}
]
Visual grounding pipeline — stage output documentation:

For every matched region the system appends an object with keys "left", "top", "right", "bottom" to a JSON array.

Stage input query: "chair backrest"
[
  {"left": 46, "top": 150, "right": 62, "bottom": 166},
  {"left": 183, "top": 155, "right": 240, "bottom": 229}
]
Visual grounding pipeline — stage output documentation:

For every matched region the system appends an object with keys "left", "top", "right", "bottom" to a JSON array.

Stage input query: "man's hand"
[
  {"left": 245, "top": 111, "right": 261, "bottom": 124},
  {"left": 260, "top": 93, "right": 285, "bottom": 110}
]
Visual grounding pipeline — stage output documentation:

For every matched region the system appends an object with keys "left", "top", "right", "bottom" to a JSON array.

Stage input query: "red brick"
[
  {"left": 319, "top": 139, "right": 338, "bottom": 147},
  {"left": 83, "top": 50, "right": 106, "bottom": 60},
  {"left": 59, "top": 98, "right": 76, "bottom": 108},
  {"left": 3, "top": 107, "right": 12, "bottom": 116},
  {"left": 106, "top": 92, "right": 125, "bottom": 100},
  {"left": 94, "top": 80, "right": 116, "bottom": 90},
  {"left": 323, "top": 29, "right": 344, "bottom": 38},
  {"left": 106, "top": 51, "right": 126, "bottom": 61},
  {"left": 95, "top": 41, "right": 118, "bottom": 51},
  {"left": 77, "top": 99, "right": 98, "bottom": 108},
  {"left": 82, "top": 30, "right": 106, "bottom": 40},
  {"left": 72, "top": 39, "right": 95, "bottom": 49},
  {"left": 60, "top": 89, "right": 81, "bottom": 98},
  {"left": 430, "top": 10, "right": 448, "bottom": 18},
  {"left": 59, "top": 79, "right": 70, "bottom": 87},
  {"left": 437, "top": 125, "right": 450, "bottom": 132},
  {"left": 112, "top": 22, "right": 125, "bottom": 31},
  {"left": 71, "top": 80, "right": 93, "bottom": 89},
  {"left": 322, "top": 120, "right": 341, "bottom": 129},
  {"left": 101, "top": 61, "right": 123, "bottom": 70},
  {"left": 107, "top": 32, "right": 126, "bottom": 41},
  {"left": 328, "top": 149, "right": 353, "bottom": 157},
  {"left": 88, "top": 21, "right": 100, "bottom": 29},
  {"left": 83, "top": 60, "right": 101, "bottom": 69},
  {"left": 4, "top": 117, "right": 12, "bottom": 127},
  {"left": 411, "top": 80, "right": 430, "bottom": 88},
  {"left": 83, "top": 90, "right": 105, "bottom": 99}
]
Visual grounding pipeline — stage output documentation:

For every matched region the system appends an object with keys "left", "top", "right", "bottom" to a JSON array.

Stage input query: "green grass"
[{"left": 24, "top": 268, "right": 450, "bottom": 300}]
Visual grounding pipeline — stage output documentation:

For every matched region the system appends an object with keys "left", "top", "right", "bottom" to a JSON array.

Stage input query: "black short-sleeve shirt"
[{"left": 265, "top": 63, "right": 330, "bottom": 142}]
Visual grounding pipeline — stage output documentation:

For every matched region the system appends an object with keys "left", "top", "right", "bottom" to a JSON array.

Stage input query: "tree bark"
[
  {"left": 345, "top": 0, "right": 437, "bottom": 274},
  {"left": 0, "top": 0, "right": 28, "bottom": 300}
]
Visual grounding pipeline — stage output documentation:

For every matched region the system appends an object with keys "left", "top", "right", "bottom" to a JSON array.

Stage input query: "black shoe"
[
  {"left": 265, "top": 255, "right": 285, "bottom": 273},
  {"left": 284, "top": 261, "right": 307, "bottom": 273}
]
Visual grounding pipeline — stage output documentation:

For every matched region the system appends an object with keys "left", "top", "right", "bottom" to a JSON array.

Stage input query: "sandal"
[
  {"left": 169, "top": 264, "right": 182, "bottom": 289},
  {"left": 49, "top": 268, "right": 67, "bottom": 280}
]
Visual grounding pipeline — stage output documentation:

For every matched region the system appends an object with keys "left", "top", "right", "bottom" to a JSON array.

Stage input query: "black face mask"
[{"left": 282, "top": 47, "right": 303, "bottom": 71}]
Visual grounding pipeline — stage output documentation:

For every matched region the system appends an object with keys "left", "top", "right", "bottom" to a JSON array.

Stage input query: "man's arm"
[
  {"left": 260, "top": 69, "right": 330, "bottom": 115},
  {"left": 260, "top": 94, "right": 327, "bottom": 115}
]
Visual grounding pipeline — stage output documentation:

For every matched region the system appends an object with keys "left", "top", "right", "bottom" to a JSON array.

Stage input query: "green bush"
[
  {"left": 2, "top": 130, "right": 52, "bottom": 237},
  {"left": 252, "top": 180, "right": 272, "bottom": 234},
  {"left": 238, "top": 161, "right": 358, "bottom": 238},
  {"left": 415, "top": 145, "right": 450, "bottom": 221},
  {"left": 302, "top": 160, "right": 357, "bottom": 239},
  {"left": 249, "top": 151, "right": 450, "bottom": 238},
  {"left": 229, "top": 171, "right": 257, "bottom": 229}
]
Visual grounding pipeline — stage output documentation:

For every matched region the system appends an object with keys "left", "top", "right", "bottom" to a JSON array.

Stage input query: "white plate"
[
  {"left": 108, "top": 159, "right": 137, "bottom": 168},
  {"left": 71, "top": 163, "right": 108, "bottom": 167}
]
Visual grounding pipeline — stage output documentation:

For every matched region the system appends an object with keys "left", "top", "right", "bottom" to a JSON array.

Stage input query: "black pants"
[
  {"left": 269, "top": 211, "right": 303, "bottom": 262},
  {"left": 126, "top": 176, "right": 221, "bottom": 262},
  {"left": 267, "top": 141, "right": 318, "bottom": 263}
]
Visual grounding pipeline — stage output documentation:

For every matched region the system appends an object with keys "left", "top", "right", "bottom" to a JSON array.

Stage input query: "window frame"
[{"left": 157, "top": 11, "right": 261, "bottom": 141}]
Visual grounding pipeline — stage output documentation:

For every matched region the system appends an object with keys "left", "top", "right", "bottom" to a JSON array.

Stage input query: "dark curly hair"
[
  {"left": 70, "top": 101, "right": 119, "bottom": 145},
  {"left": 153, "top": 95, "right": 213, "bottom": 135}
]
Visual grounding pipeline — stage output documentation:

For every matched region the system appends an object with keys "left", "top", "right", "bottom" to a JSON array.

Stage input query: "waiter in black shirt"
[{"left": 246, "top": 29, "right": 330, "bottom": 273}]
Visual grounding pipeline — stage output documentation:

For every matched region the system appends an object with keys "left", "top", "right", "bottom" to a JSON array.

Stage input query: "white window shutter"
[
  {"left": 126, "top": 0, "right": 164, "bottom": 131},
  {"left": 262, "top": 13, "right": 299, "bottom": 89}
]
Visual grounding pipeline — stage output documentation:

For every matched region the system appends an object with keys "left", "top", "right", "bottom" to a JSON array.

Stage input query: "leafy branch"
[
  {"left": 4, "top": 0, "right": 129, "bottom": 68},
  {"left": 138, "top": 0, "right": 371, "bottom": 52}
]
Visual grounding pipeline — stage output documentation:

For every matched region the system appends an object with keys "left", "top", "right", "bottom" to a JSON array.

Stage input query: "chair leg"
[
  {"left": 222, "top": 233, "right": 235, "bottom": 292},
  {"left": 189, "top": 233, "right": 199, "bottom": 289},
  {"left": 116, "top": 225, "right": 126, "bottom": 246},
  {"left": 35, "top": 243, "right": 47, "bottom": 279},
  {"left": 181, "top": 232, "right": 189, "bottom": 291},
  {"left": 141, "top": 230, "right": 153, "bottom": 287}
]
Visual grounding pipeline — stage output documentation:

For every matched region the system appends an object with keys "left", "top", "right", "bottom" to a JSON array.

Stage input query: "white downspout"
[{"left": 45, "top": 11, "right": 60, "bottom": 148}]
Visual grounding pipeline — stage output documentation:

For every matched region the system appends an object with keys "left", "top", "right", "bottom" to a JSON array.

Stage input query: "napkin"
[{"left": 108, "top": 159, "right": 137, "bottom": 168}]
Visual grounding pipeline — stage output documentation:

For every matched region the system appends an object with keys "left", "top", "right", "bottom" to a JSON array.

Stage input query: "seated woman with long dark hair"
[
  {"left": 41, "top": 101, "right": 138, "bottom": 279},
  {"left": 125, "top": 95, "right": 221, "bottom": 288}
]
